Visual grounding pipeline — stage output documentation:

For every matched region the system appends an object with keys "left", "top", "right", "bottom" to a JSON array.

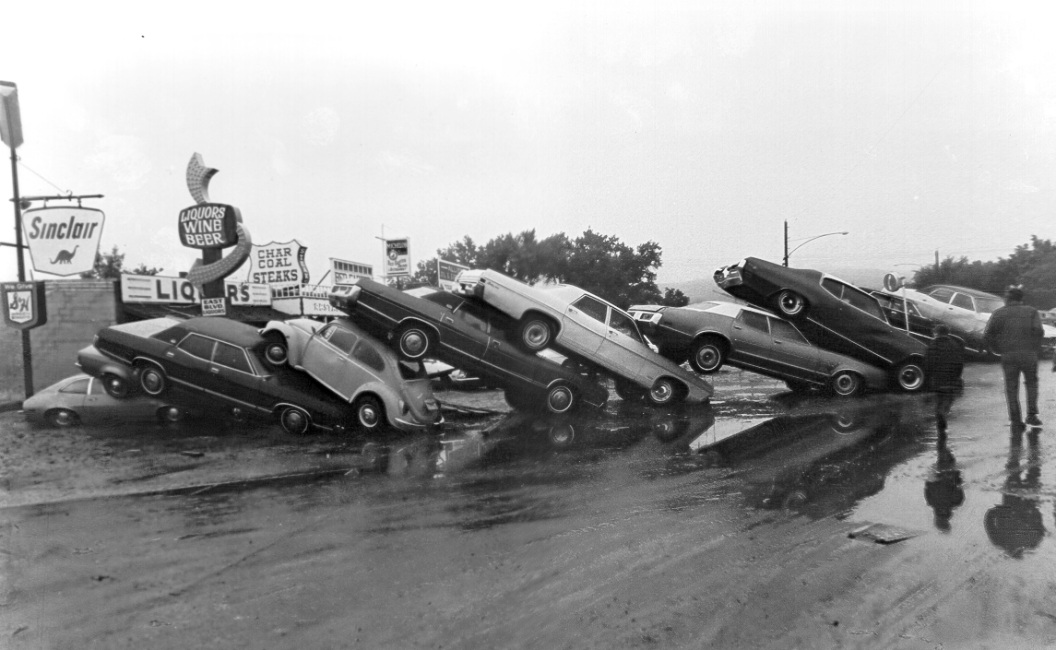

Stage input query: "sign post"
[{"left": 1, "top": 80, "right": 35, "bottom": 397}]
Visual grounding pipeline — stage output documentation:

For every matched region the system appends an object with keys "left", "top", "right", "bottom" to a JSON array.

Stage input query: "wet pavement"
[{"left": 2, "top": 362, "right": 1056, "bottom": 648}]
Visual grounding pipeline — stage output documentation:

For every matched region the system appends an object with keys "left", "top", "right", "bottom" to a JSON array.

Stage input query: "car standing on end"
[
  {"left": 327, "top": 279, "right": 609, "bottom": 414},
  {"left": 714, "top": 257, "right": 928, "bottom": 392},
  {"left": 629, "top": 301, "right": 888, "bottom": 396},
  {"left": 452, "top": 269, "right": 713, "bottom": 406},
  {"left": 79, "top": 317, "right": 362, "bottom": 435},
  {"left": 259, "top": 317, "right": 442, "bottom": 432},
  {"left": 21, "top": 372, "right": 189, "bottom": 428}
]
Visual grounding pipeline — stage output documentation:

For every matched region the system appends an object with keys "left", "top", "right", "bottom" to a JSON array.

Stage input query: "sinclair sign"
[{"left": 21, "top": 206, "right": 105, "bottom": 276}]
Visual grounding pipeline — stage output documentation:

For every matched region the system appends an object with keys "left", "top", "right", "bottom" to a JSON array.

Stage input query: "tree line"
[
  {"left": 410, "top": 228, "right": 689, "bottom": 309},
  {"left": 912, "top": 236, "right": 1056, "bottom": 309}
]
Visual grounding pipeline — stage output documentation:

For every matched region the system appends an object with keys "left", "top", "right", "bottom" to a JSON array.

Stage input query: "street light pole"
[{"left": 783, "top": 221, "right": 849, "bottom": 267}]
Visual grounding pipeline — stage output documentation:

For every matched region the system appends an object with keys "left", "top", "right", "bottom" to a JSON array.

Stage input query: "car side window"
[
  {"left": 213, "top": 342, "right": 252, "bottom": 373},
  {"left": 738, "top": 310, "right": 770, "bottom": 334},
  {"left": 821, "top": 278, "right": 844, "bottom": 299},
  {"left": 352, "top": 341, "right": 386, "bottom": 372},
  {"left": 608, "top": 309, "right": 643, "bottom": 342},
  {"left": 951, "top": 293, "right": 974, "bottom": 311},
  {"left": 89, "top": 379, "right": 107, "bottom": 395},
  {"left": 324, "top": 324, "right": 359, "bottom": 355},
  {"left": 928, "top": 288, "right": 954, "bottom": 304},
  {"left": 572, "top": 296, "right": 609, "bottom": 323},
  {"left": 769, "top": 318, "right": 808, "bottom": 345},
  {"left": 842, "top": 286, "right": 885, "bottom": 319},
  {"left": 178, "top": 334, "right": 216, "bottom": 360},
  {"left": 60, "top": 378, "right": 91, "bottom": 394},
  {"left": 455, "top": 302, "right": 491, "bottom": 334}
]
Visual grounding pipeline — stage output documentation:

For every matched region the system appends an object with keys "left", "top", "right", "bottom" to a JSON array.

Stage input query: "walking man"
[
  {"left": 924, "top": 324, "right": 964, "bottom": 431},
  {"left": 983, "top": 286, "right": 1044, "bottom": 428}
]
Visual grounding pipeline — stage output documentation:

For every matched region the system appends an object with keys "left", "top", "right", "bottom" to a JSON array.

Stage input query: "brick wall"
[{"left": 0, "top": 280, "right": 118, "bottom": 399}]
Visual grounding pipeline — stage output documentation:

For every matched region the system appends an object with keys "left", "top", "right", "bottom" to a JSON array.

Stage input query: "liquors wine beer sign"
[{"left": 21, "top": 206, "right": 105, "bottom": 276}]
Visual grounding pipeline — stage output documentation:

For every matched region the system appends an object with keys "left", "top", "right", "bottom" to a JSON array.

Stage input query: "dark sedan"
[
  {"left": 714, "top": 257, "right": 928, "bottom": 391},
  {"left": 328, "top": 279, "right": 609, "bottom": 414},
  {"left": 81, "top": 317, "right": 360, "bottom": 435},
  {"left": 630, "top": 301, "right": 887, "bottom": 396}
]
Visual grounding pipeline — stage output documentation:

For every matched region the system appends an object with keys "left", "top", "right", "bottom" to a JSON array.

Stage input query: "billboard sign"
[
  {"left": 21, "top": 206, "right": 105, "bottom": 276},
  {"left": 331, "top": 257, "right": 373, "bottom": 286},
  {"left": 121, "top": 274, "right": 271, "bottom": 306},
  {"left": 1, "top": 281, "right": 46, "bottom": 330},
  {"left": 247, "top": 240, "right": 309, "bottom": 286},
  {"left": 384, "top": 238, "right": 410, "bottom": 277},
  {"left": 0, "top": 81, "right": 23, "bottom": 149},
  {"left": 437, "top": 259, "right": 469, "bottom": 291}
]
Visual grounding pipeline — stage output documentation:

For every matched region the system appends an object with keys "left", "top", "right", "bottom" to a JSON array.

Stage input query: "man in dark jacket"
[
  {"left": 983, "top": 286, "right": 1044, "bottom": 428},
  {"left": 925, "top": 324, "right": 964, "bottom": 431}
]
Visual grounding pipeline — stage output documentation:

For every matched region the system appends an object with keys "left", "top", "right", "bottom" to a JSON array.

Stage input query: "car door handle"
[
  {"left": 210, "top": 367, "right": 220, "bottom": 374},
  {"left": 166, "top": 351, "right": 175, "bottom": 358}
]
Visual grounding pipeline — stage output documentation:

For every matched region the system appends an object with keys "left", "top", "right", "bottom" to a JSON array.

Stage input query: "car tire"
[
  {"left": 830, "top": 370, "right": 863, "bottom": 397},
  {"left": 354, "top": 395, "right": 385, "bottom": 432},
  {"left": 156, "top": 405, "right": 185, "bottom": 423},
  {"left": 775, "top": 290, "right": 807, "bottom": 318},
  {"left": 895, "top": 360, "right": 926, "bottom": 392},
  {"left": 139, "top": 366, "right": 167, "bottom": 396},
  {"left": 544, "top": 383, "right": 575, "bottom": 414},
  {"left": 396, "top": 325, "right": 432, "bottom": 360},
  {"left": 46, "top": 408, "right": 80, "bottom": 428},
  {"left": 263, "top": 338, "right": 288, "bottom": 367},
  {"left": 690, "top": 337, "right": 726, "bottom": 373},
  {"left": 517, "top": 315, "right": 554, "bottom": 352},
  {"left": 102, "top": 374, "right": 131, "bottom": 398},
  {"left": 278, "top": 406, "right": 311, "bottom": 435},
  {"left": 646, "top": 377, "right": 681, "bottom": 407}
]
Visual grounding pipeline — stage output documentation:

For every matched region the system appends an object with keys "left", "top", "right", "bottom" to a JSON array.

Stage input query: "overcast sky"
[{"left": 2, "top": 1, "right": 1054, "bottom": 288}]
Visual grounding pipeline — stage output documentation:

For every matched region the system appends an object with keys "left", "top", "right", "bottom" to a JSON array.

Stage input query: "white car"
[{"left": 453, "top": 269, "right": 713, "bottom": 406}]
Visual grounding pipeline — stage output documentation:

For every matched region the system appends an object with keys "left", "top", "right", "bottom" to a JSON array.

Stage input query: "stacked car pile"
[{"left": 56, "top": 257, "right": 979, "bottom": 434}]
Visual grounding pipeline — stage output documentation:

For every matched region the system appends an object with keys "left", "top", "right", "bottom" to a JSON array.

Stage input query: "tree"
[
  {"left": 411, "top": 227, "right": 668, "bottom": 309},
  {"left": 80, "top": 246, "right": 162, "bottom": 280},
  {"left": 661, "top": 287, "right": 689, "bottom": 307}
]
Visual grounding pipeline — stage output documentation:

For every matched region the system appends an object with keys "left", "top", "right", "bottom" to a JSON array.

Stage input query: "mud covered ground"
[{"left": 3, "top": 364, "right": 1056, "bottom": 649}]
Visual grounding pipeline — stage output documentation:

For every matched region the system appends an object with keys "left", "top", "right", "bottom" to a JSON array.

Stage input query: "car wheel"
[
  {"left": 278, "top": 406, "right": 311, "bottom": 435},
  {"left": 614, "top": 378, "right": 645, "bottom": 402},
  {"left": 156, "top": 405, "right": 185, "bottom": 423},
  {"left": 830, "top": 371, "right": 863, "bottom": 397},
  {"left": 517, "top": 316, "right": 554, "bottom": 352},
  {"left": 139, "top": 366, "right": 167, "bottom": 396},
  {"left": 544, "top": 383, "right": 575, "bottom": 414},
  {"left": 895, "top": 360, "right": 925, "bottom": 392},
  {"left": 646, "top": 377, "right": 681, "bottom": 407},
  {"left": 354, "top": 395, "right": 385, "bottom": 432},
  {"left": 264, "top": 339, "right": 288, "bottom": 366},
  {"left": 46, "top": 408, "right": 80, "bottom": 428},
  {"left": 690, "top": 337, "right": 726, "bottom": 373},
  {"left": 396, "top": 325, "right": 431, "bottom": 360},
  {"left": 775, "top": 290, "right": 807, "bottom": 317},
  {"left": 102, "top": 374, "right": 131, "bottom": 398}
]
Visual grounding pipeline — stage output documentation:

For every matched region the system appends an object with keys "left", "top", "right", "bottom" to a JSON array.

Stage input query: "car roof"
[
  {"left": 179, "top": 317, "right": 266, "bottom": 348},
  {"left": 921, "top": 284, "right": 1002, "bottom": 300}
]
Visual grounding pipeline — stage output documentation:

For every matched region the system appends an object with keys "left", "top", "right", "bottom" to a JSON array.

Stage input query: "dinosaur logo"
[{"left": 49, "top": 245, "right": 79, "bottom": 264}]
